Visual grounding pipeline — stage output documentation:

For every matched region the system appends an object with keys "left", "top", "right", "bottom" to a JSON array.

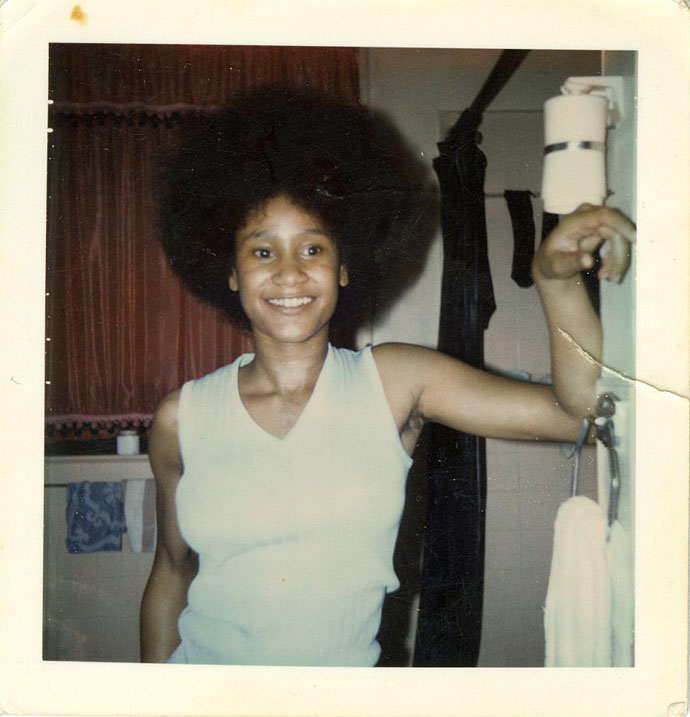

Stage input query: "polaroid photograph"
[{"left": 0, "top": 1, "right": 688, "bottom": 716}]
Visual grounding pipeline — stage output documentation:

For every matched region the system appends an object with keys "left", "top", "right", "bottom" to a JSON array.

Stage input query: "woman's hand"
[{"left": 533, "top": 204, "right": 636, "bottom": 285}]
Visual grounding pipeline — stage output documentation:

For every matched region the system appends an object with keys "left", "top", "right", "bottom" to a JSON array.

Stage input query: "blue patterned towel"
[{"left": 66, "top": 481, "right": 127, "bottom": 553}]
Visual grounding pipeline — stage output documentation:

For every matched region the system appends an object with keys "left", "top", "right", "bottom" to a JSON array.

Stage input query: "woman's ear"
[
  {"left": 339, "top": 264, "right": 349, "bottom": 288},
  {"left": 228, "top": 268, "right": 239, "bottom": 292}
]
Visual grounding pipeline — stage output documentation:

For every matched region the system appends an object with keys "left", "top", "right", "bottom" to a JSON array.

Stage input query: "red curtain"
[{"left": 45, "top": 44, "right": 360, "bottom": 440}]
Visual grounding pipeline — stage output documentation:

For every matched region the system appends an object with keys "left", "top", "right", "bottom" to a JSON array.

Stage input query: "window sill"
[{"left": 45, "top": 454, "right": 153, "bottom": 485}]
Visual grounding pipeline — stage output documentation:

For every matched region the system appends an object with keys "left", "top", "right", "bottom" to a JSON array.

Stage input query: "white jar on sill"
[{"left": 116, "top": 429, "right": 140, "bottom": 456}]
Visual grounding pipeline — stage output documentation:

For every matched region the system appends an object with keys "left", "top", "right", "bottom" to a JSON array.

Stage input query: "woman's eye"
[
  {"left": 253, "top": 248, "right": 272, "bottom": 259},
  {"left": 304, "top": 245, "right": 322, "bottom": 256}
]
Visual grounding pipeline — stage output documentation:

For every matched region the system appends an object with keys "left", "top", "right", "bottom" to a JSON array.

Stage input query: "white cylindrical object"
[
  {"left": 541, "top": 94, "right": 609, "bottom": 215},
  {"left": 117, "top": 429, "right": 140, "bottom": 456}
]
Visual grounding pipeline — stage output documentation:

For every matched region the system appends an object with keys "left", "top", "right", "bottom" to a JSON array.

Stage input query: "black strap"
[{"left": 504, "top": 190, "right": 536, "bottom": 288}]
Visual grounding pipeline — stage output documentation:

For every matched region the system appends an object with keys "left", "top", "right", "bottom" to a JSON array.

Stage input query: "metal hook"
[
  {"left": 595, "top": 419, "right": 621, "bottom": 526},
  {"left": 568, "top": 418, "right": 591, "bottom": 498},
  {"left": 591, "top": 392, "right": 621, "bottom": 526},
  {"left": 594, "top": 392, "right": 618, "bottom": 420}
]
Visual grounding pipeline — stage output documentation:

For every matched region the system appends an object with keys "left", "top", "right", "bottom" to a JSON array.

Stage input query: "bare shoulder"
[
  {"left": 371, "top": 341, "right": 453, "bottom": 391},
  {"left": 149, "top": 388, "right": 183, "bottom": 484},
  {"left": 370, "top": 342, "right": 436, "bottom": 419},
  {"left": 371, "top": 342, "right": 486, "bottom": 421},
  {"left": 152, "top": 388, "right": 181, "bottom": 429},
  {"left": 371, "top": 341, "right": 435, "bottom": 376}
]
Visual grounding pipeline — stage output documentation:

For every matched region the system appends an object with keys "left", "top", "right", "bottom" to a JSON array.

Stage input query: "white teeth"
[{"left": 268, "top": 296, "right": 314, "bottom": 308}]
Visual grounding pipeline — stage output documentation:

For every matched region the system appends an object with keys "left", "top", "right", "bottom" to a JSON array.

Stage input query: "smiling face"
[{"left": 229, "top": 195, "right": 349, "bottom": 346}]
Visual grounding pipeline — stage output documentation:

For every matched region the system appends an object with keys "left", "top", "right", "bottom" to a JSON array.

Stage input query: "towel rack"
[
  {"left": 569, "top": 393, "right": 622, "bottom": 525},
  {"left": 591, "top": 393, "right": 621, "bottom": 526}
]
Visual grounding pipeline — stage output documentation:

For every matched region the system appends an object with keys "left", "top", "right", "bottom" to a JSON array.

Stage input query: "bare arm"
[
  {"left": 140, "top": 389, "right": 198, "bottom": 663},
  {"left": 532, "top": 204, "right": 635, "bottom": 418},
  {"left": 375, "top": 343, "right": 583, "bottom": 444},
  {"left": 373, "top": 206, "right": 634, "bottom": 444}
]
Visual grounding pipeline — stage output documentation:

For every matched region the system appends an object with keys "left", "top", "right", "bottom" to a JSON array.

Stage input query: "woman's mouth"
[{"left": 267, "top": 296, "right": 314, "bottom": 308}]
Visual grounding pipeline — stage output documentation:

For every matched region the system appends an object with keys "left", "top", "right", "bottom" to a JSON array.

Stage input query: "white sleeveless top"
[{"left": 168, "top": 344, "right": 412, "bottom": 666}]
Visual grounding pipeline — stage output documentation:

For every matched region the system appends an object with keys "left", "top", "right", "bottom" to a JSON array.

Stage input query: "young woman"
[{"left": 140, "top": 87, "right": 635, "bottom": 666}]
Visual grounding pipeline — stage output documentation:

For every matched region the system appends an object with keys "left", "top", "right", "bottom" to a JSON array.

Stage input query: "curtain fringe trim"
[
  {"left": 49, "top": 101, "right": 222, "bottom": 119},
  {"left": 46, "top": 413, "right": 153, "bottom": 425},
  {"left": 46, "top": 414, "right": 153, "bottom": 437}
]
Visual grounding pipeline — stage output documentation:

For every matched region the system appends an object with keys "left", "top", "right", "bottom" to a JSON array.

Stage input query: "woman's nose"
[{"left": 273, "top": 254, "right": 307, "bottom": 285}]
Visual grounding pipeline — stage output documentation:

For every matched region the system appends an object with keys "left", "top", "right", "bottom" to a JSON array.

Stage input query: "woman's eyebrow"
[
  {"left": 242, "top": 228, "right": 330, "bottom": 240},
  {"left": 243, "top": 230, "right": 274, "bottom": 239}
]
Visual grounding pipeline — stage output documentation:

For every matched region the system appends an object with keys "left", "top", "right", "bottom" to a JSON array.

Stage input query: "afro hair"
[{"left": 157, "top": 86, "right": 437, "bottom": 328}]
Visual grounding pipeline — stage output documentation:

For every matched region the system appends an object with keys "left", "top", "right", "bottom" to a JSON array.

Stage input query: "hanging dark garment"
[
  {"left": 505, "top": 190, "right": 536, "bottom": 288},
  {"left": 414, "top": 108, "right": 496, "bottom": 667}
]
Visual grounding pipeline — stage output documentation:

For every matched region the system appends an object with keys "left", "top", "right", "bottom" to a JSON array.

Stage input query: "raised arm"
[
  {"left": 373, "top": 205, "right": 634, "bottom": 447},
  {"left": 140, "top": 389, "right": 198, "bottom": 663},
  {"left": 531, "top": 204, "right": 635, "bottom": 418}
]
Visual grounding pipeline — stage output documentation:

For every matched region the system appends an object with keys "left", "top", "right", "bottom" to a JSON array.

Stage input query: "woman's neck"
[{"left": 246, "top": 330, "right": 330, "bottom": 395}]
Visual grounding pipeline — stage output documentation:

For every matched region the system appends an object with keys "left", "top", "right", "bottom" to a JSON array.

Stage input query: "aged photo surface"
[
  {"left": 0, "top": 1, "right": 688, "bottom": 716},
  {"left": 43, "top": 41, "right": 636, "bottom": 668}
]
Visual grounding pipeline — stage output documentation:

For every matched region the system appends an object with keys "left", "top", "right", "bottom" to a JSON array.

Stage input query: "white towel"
[
  {"left": 123, "top": 479, "right": 157, "bottom": 553},
  {"left": 544, "top": 496, "right": 612, "bottom": 666}
]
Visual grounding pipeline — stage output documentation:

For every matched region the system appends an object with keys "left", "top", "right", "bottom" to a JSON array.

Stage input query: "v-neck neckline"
[{"left": 235, "top": 344, "right": 332, "bottom": 442}]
